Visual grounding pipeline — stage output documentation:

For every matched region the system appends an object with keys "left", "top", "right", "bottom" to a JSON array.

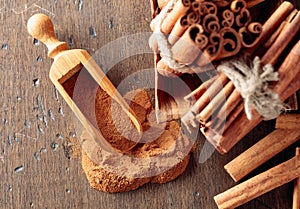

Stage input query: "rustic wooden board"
[{"left": 0, "top": 0, "right": 299, "bottom": 209}]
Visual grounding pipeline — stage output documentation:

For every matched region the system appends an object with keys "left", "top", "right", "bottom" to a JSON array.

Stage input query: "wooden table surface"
[{"left": 0, "top": 0, "right": 299, "bottom": 208}]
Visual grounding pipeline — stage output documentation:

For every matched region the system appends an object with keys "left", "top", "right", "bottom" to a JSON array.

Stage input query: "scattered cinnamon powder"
[{"left": 81, "top": 88, "right": 193, "bottom": 193}]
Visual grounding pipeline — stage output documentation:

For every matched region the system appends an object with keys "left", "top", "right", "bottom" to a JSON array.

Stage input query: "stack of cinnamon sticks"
[
  {"left": 150, "top": 0, "right": 263, "bottom": 75},
  {"left": 181, "top": 1, "right": 300, "bottom": 154}
]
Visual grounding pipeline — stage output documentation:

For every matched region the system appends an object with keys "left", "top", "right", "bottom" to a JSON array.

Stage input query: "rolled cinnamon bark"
[
  {"left": 221, "top": 9, "right": 234, "bottom": 27},
  {"left": 246, "top": 0, "right": 265, "bottom": 8},
  {"left": 261, "top": 11, "right": 300, "bottom": 66},
  {"left": 171, "top": 24, "right": 202, "bottom": 65},
  {"left": 279, "top": 71, "right": 300, "bottom": 102},
  {"left": 182, "top": 73, "right": 229, "bottom": 130},
  {"left": 186, "top": 73, "right": 229, "bottom": 115},
  {"left": 168, "top": 15, "right": 189, "bottom": 45},
  {"left": 276, "top": 114, "right": 300, "bottom": 130},
  {"left": 214, "top": 154, "right": 300, "bottom": 209},
  {"left": 217, "top": 27, "right": 242, "bottom": 59},
  {"left": 262, "top": 16, "right": 287, "bottom": 49},
  {"left": 247, "top": 1, "right": 294, "bottom": 54},
  {"left": 161, "top": 0, "right": 190, "bottom": 34},
  {"left": 230, "top": 0, "right": 247, "bottom": 13},
  {"left": 239, "top": 22, "right": 262, "bottom": 48},
  {"left": 184, "top": 76, "right": 217, "bottom": 103},
  {"left": 195, "top": 32, "right": 223, "bottom": 66},
  {"left": 212, "top": 89, "right": 242, "bottom": 131},
  {"left": 224, "top": 129, "right": 300, "bottom": 182},
  {"left": 196, "top": 81, "right": 235, "bottom": 124},
  {"left": 236, "top": 8, "right": 251, "bottom": 27}
]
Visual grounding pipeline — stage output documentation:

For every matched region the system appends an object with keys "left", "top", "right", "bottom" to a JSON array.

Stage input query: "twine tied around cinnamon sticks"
[
  {"left": 217, "top": 56, "right": 285, "bottom": 120},
  {"left": 150, "top": 0, "right": 199, "bottom": 73}
]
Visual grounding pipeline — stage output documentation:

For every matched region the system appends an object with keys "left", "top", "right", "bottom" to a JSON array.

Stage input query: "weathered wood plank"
[{"left": 0, "top": 0, "right": 298, "bottom": 209}]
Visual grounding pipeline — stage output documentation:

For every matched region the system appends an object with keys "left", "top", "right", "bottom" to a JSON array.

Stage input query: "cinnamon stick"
[
  {"left": 261, "top": 11, "right": 300, "bottom": 66},
  {"left": 224, "top": 129, "right": 300, "bottom": 182},
  {"left": 168, "top": 15, "right": 188, "bottom": 45},
  {"left": 247, "top": 1, "right": 294, "bottom": 54},
  {"left": 195, "top": 32, "right": 223, "bottom": 66},
  {"left": 293, "top": 148, "right": 300, "bottom": 209},
  {"left": 196, "top": 81, "right": 235, "bottom": 124},
  {"left": 212, "top": 90, "right": 242, "bottom": 131},
  {"left": 217, "top": 27, "right": 242, "bottom": 59},
  {"left": 239, "top": 22, "right": 262, "bottom": 48},
  {"left": 263, "top": 9, "right": 297, "bottom": 50},
  {"left": 185, "top": 73, "right": 229, "bottom": 115},
  {"left": 171, "top": 24, "right": 202, "bottom": 65},
  {"left": 184, "top": 76, "right": 217, "bottom": 103},
  {"left": 279, "top": 71, "right": 300, "bottom": 102},
  {"left": 161, "top": 0, "right": 190, "bottom": 34},
  {"left": 246, "top": 0, "right": 265, "bottom": 8},
  {"left": 276, "top": 114, "right": 300, "bottom": 130},
  {"left": 182, "top": 73, "right": 229, "bottom": 131},
  {"left": 214, "top": 154, "right": 300, "bottom": 209}
]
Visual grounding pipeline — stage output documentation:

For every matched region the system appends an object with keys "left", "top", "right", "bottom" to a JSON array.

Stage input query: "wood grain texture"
[{"left": 0, "top": 0, "right": 299, "bottom": 209}]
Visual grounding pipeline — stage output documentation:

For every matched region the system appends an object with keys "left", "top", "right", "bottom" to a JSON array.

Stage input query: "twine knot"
[{"left": 218, "top": 56, "right": 285, "bottom": 120}]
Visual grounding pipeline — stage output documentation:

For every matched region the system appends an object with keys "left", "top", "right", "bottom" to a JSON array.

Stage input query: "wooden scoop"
[{"left": 27, "top": 14, "right": 142, "bottom": 152}]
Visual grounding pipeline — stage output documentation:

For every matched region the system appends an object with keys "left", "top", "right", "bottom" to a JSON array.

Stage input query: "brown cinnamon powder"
[{"left": 81, "top": 88, "right": 192, "bottom": 193}]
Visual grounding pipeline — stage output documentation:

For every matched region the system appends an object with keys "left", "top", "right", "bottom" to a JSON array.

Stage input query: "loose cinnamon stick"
[
  {"left": 224, "top": 129, "right": 300, "bottom": 182},
  {"left": 196, "top": 81, "right": 235, "bottom": 124},
  {"left": 293, "top": 148, "right": 300, "bottom": 209},
  {"left": 214, "top": 154, "right": 300, "bottom": 209},
  {"left": 276, "top": 114, "right": 300, "bottom": 130},
  {"left": 212, "top": 39, "right": 300, "bottom": 154}
]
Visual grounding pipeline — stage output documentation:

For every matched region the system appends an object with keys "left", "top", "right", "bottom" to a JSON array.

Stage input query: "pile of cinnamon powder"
[{"left": 81, "top": 88, "right": 193, "bottom": 193}]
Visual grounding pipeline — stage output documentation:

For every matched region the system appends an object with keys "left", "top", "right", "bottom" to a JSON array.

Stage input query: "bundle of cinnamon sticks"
[
  {"left": 150, "top": 0, "right": 263, "bottom": 75},
  {"left": 181, "top": 1, "right": 300, "bottom": 154}
]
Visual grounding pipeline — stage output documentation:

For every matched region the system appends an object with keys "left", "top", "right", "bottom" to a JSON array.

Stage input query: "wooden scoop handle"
[{"left": 27, "top": 13, "right": 67, "bottom": 59}]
